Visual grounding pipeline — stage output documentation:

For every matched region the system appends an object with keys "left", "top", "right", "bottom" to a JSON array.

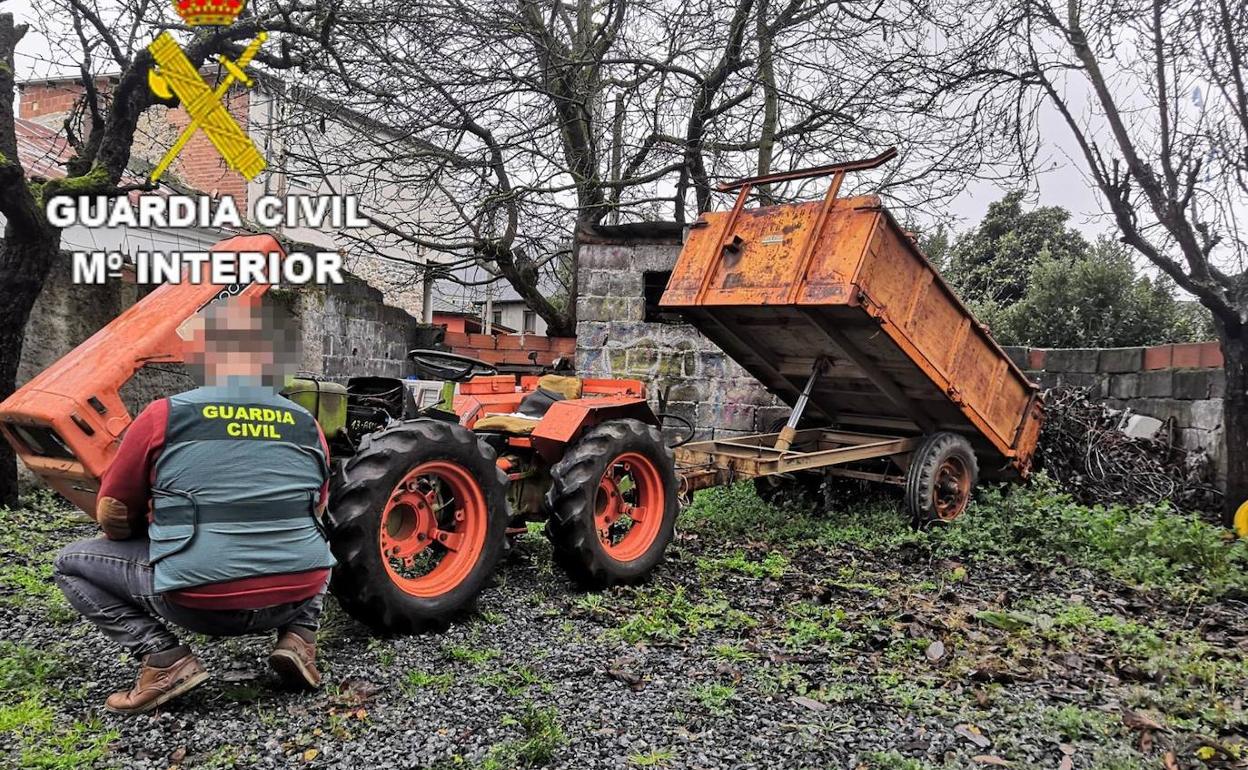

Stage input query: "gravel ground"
[{"left": 2, "top": 486, "right": 1247, "bottom": 770}]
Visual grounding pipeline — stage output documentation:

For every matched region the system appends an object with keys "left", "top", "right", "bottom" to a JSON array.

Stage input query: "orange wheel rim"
[
  {"left": 932, "top": 457, "right": 971, "bottom": 521},
  {"left": 595, "top": 452, "right": 664, "bottom": 562},
  {"left": 378, "top": 461, "right": 487, "bottom": 598}
]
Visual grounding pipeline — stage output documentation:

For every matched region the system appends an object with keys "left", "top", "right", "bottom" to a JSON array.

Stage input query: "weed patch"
[
  {"left": 611, "top": 585, "right": 755, "bottom": 644},
  {"left": 696, "top": 549, "right": 789, "bottom": 579},
  {"left": 482, "top": 704, "right": 565, "bottom": 768},
  {"left": 688, "top": 682, "right": 736, "bottom": 715},
  {"left": 403, "top": 670, "right": 456, "bottom": 695}
]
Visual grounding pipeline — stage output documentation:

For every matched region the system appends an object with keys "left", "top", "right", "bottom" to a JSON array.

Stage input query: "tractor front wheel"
[
  {"left": 328, "top": 420, "right": 509, "bottom": 633},
  {"left": 544, "top": 419, "right": 678, "bottom": 588}
]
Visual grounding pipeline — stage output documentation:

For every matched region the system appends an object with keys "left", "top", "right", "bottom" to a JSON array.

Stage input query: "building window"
[
  {"left": 643, "top": 271, "right": 682, "bottom": 323},
  {"left": 523, "top": 310, "right": 537, "bottom": 333},
  {"left": 491, "top": 309, "right": 503, "bottom": 329}
]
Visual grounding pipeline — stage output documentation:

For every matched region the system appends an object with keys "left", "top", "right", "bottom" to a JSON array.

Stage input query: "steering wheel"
[{"left": 408, "top": 349, "right": 499, "bottom": 382}]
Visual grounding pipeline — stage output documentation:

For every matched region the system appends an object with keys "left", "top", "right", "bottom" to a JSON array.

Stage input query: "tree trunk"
[
  {"left": 1222, "top": 326, "right": 1248, "bottom": 526},
  {"left": 0, "top": 227, "right": 60, "bottom": 507}
]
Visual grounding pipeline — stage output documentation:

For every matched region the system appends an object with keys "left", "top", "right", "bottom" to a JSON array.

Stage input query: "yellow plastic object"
[
  {"left": 473, "top": 414, "right": 540, "bottom": 434},
  {"left": 537, "top": 375, "right": 582, "bottom": 400},
  {"left": 1234, "top": 500, "right": 1248, "bottom": 538}
]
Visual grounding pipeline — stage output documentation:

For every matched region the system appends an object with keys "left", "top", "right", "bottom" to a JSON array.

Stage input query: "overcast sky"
[{"left": 3, "top": 0, "right": 1112, "bottom": 241}]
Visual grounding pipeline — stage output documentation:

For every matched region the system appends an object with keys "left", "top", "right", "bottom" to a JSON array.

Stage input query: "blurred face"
[{"left": 186, "top": 296, "right": 299, "bottom": 387}]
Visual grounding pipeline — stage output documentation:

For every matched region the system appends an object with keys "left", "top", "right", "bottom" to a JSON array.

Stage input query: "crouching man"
[{"left": 53, "top": 296, "right": 335, "bottom": 715}]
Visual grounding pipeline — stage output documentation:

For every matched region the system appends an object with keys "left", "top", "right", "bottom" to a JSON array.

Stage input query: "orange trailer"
[{"left": 661, "top": 149, "right": 1044, "bottom": 523}]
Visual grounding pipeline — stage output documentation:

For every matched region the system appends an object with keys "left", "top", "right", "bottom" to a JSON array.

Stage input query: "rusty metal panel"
[{"left": 661, "top": 188, "right": 1042, "bottom": 476}]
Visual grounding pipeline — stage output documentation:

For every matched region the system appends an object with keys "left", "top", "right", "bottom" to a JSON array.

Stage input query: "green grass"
[
  {"left": 19, "top": 718, "right": 117, "bottom": 770},
  {"left": 710, "top": 643, "right": 757, "bottom": 663},
  {"left": 480, "top": 704, "right": 565, "bottom": 768},
  {"left": 475, "top": 665, "right": 548, "bottom": 696},
  {"left": 0, "top": 697, "right": 52, "bottom": 733},
  {"left": 628, "top": 748, "right": 676, "bottom": 766},
  {"left": 0, "top": 492, "right": 83, "bottom": 624},
  {"left": 1041, "top": 704, "right": 1114, "bottom": 741},
  {"left": 443, "top": 643, "right": 502, "bottom": 665},
  {"left": 684, "top": 476, "right": 1248, "bottom": 598},
  {"left": 688, "top": 682, "right": 736, "bottom": 715},
  {"left": 781, "top": 602, "right": 850, "bottom": 651},
  {"left": 696, "top": 550, "right": 790, "bottom": 580},
  {"left": 0, "top": 656, "right": 116, "bottom": 770},
  {"left": 610, "top": 585, "right": 755, "bottom": 644},
  {"left": 403, "top": 670, "right": 456, "bottom": 695}
]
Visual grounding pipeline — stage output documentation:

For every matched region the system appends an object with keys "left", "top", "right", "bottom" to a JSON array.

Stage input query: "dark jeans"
[{"left": 53, "top": 536, "right": 325, "bottom": 658}]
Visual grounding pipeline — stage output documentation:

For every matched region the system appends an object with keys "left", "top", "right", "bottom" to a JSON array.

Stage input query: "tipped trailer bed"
[{"left": 661, "top": 149, "right": 1044, "bottom": 523}]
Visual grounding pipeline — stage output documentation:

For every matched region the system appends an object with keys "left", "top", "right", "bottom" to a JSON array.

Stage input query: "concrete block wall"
[
  {"left": 575, "top": 224, "right": 784, "bottom": 440},
  {"left": 1003, "top": 342, "right": 1227, "bottom": 480}
]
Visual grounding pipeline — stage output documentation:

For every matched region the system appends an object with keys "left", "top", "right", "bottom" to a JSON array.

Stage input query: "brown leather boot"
[
  {"left": 269, "top": 631, "right": 322, "bottom": 689},
  {"left": 105, "top": 652, "right": 208, "bottom": 715}
]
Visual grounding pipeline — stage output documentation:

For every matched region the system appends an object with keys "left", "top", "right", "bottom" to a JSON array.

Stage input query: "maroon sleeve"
[
  {"left": 316, "top": 423, "right": 330, "bottom": 506},
  {"left": 98, "top": 398, "right": 169, "bottom": 524}
]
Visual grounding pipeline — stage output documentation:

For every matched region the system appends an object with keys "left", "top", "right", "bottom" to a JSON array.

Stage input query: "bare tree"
[
  {"left": 934, "top": 0, "right": 1247, "bottom": 519},
  {"left": 0, "top": 1, "right": 342, "bottom": 505},
  {"left": 287, "top": 0, "right": 1018, "bottom": 336}
]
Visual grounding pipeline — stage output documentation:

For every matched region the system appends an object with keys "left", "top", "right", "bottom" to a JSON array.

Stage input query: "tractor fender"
[{"left": 529, "top": 396, "right": 658, "bottom": 462}]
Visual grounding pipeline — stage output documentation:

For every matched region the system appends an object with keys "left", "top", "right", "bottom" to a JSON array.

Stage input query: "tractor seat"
[
  {"left": 473, "top": 414, "right": 541, "bottom": 434},
  {"left": 474, "top": 375, "right": 583, "bottom": 434}
]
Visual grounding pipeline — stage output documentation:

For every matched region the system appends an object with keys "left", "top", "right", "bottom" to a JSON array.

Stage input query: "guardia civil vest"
[{"left": 148, "top": 383, "right": 336, "bottom": 594}]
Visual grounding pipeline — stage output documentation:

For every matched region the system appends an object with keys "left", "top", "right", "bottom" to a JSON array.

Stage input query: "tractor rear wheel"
[
  {"left": 328, "top": 420, "right": 509, "bottom": 633},
  {"left": 544, "top": 419, "right": 678, "bottom": 588},
  {"left": 905, "top": 432, "right": 978, "bottom": 527}
]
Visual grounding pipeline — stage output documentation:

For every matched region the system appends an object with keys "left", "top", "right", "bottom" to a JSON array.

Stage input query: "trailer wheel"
[
  {"left": 544, "top": 419, "right": 678, "bottom": 588},
  {"left": 905, "top": 432, "right": 978, "bottom": 527},
  {"left": 328, "top": 420, "right": 509, "bottom": 633}
]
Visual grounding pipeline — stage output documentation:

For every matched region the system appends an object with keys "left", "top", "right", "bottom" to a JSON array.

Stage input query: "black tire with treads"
[
  {"left": 543, "top": 419, "right": 678, "bottom": 588},
  {"left": 905, "top": 431, "right": 978, "bottom": 527},
  {"left": 327, "top": 419, "right": 509, "bottom": 633}
]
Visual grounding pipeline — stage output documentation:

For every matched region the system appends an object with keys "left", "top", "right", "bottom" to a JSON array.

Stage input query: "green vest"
[{"left": 148, "top": 383, "right": 335, "bottom": 594}]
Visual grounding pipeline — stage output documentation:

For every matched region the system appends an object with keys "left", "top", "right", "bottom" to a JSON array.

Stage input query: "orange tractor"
[{"left": 0, "top": 234, "right": 680, "bottom": 633}]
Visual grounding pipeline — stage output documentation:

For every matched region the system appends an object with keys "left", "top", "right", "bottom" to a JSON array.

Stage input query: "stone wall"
[
  {"left": 575, "top": 224, "right": 784, "bottom": 440},
  {"left": 275, "top": 273, "right": 424, "bottom": 382},
  {"left": 19, "top": 253, "right": 425, "bottom": 416},
  {"left": 1001, "top": 342, "right": 1227, "bottom": 481}
]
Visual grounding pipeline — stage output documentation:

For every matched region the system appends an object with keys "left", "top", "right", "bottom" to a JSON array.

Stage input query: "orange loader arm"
[{"left": 0, "top": 234, "right": 286, "bottom": 514}]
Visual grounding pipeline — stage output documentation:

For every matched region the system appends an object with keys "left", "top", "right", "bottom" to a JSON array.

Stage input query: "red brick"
[
  {"left": 496, "top": 334, "right": 524, "bottom": 351},
  {"left": 444, "top": 331, "right": 472, "bottom": 348},
  {"left": 467, "top": 333, "right": 496, "bottom": 349},
  {"left": 1199, "top": 341, "right": 1224, "bottom": 368},
  {"left": 499, "top": 350, "right": 537, "bottom": 366},
  {"left": 1170, "top": 343, "right": 1203, "bottom": 369},
  {"left": 1143, "top": 345, "right": 1173, "bottom": 370},
  {"left": 521, "top": 335, "right": 551, "bottom": 352},
  {"left": 549, "top": 337, "right": 576, "bottom": 355}
]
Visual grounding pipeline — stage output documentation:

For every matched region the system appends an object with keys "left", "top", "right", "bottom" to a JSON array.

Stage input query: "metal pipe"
[{"left": 775, "top": 357, "right": 826, "bottom": 452}]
